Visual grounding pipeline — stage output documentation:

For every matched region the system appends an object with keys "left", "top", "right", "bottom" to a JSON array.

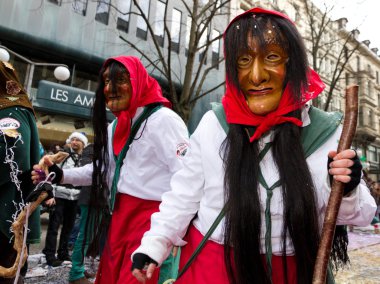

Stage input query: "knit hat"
[{"left": 68, "top": 131, "right": 88, "bottom": 147}]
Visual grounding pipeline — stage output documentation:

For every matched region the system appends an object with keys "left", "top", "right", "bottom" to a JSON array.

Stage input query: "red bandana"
[
  {"left": 102, "top": 56, "right": 171, "bottom": 155},
  {"left": 222, "top": 8, "right": 325, "bottom": 142}
]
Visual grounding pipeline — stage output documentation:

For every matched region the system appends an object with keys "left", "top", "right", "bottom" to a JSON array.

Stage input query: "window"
[
  {"left": 199, "top": 0, "right": 208, "bottom": 6},
  {"left": 368, "top": 146, "right": 378, "bottom": 163},
  {"left": 72, "top": 0, "right": 88, "bottom": 16},
  {"left": 185, "top": 16, "right": 191, "bottom": 57},
  {"left": 48, "top": 0, "right": 62, "bottom": 5},
  {"left": 153, "top": 1, "right": 166, "bottom": 47},
  {"left": 356, "top": 56, "right": 360, "bottom": 72},
  {"left": 199, "top": 24, "right": 208, "bottom": 64},
  {"left": 368, "top": 108, "right": 374, "bottom": 126},
  {"left": 345, "top": 73, "right": 349, "bottom": 86},
  {"left": 136, "top": 0, "right": 150, "bottom": 40},
  {"left": 170, "top": 9, "right": 181, "bottom": 53},
  {"left": 330, "top": 60, "right": 335, "bottom": 75},
  {"left": 368, "top": 80, "right": 372, "bottom": 97},
  {"left": 211, "top": 29, "right": 220, "bottom": 69},
  {"left": 376, "top": 71, "right": 379, "bottom": 84},
  {"left": 95, "top": 0, "right": 110, "bottom": 25},
  {"left": 359, "top": 106, "right": 363, "bottom": 126},
  {"left": 117, "top": 0, "right": 132, "bottom": 32}
]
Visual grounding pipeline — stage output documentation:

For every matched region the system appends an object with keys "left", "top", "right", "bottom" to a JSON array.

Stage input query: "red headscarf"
[
  {"left": 102, "top": 56, "right": 171, "bottom": 155},
  {"left": 222, "top": 8, "right": 325, "bottom": 142}
]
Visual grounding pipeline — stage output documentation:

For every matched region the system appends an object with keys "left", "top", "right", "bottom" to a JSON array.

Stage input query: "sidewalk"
[{"left": 347, "top": 226, "right": 380, "bottom": 250}]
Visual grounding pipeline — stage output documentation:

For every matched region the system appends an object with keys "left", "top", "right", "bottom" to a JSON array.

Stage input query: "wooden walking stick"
[
  {"left": 0, "top": 184, "right": 53, "bottom": 278},
  {"left": 312, "top": 85, "right": 359, "bottom": 284}
]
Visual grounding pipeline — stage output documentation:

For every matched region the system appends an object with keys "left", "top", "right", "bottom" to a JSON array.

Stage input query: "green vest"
[
  {"left": 211, "top": 102, "right": 343, "bottom": 158},
  {"left": 0, "top": 106, "right": 41, "bottom": 243}
]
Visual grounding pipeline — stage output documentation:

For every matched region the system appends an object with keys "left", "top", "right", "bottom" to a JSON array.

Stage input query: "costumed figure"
[
  {"left": 0, "top": 61, "right": 41, "bottom": 284},
  {"left": 131, "top": 8, "right": 377, "bottom": 284},
  {"left": 32, "top": 56, "right": 189, "bottom": 284}
]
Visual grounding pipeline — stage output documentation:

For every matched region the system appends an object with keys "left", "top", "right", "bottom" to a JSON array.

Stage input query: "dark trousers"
[
  {"left": 43, "top": 198, "right": 77, "bottom": 260},
  {"left": 0, "top": 232, "right": 28, "bottom": 284}
]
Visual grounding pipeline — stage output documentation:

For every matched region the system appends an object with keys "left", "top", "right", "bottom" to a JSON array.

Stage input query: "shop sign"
[{"left": 34, "top": 80, "right": 114, "bottom": 121}]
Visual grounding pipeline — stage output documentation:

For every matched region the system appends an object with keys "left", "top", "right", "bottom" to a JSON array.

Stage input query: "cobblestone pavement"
[
  {"left": 24, "top": 256, "right": 98, "bottom": 284},
  {"left": 334, "top": 231, "right": 380, "bottom": 284},
  {"left": 335, "top": 243, "right": 380, "bottom": 284},
  {"left": 23, "top": 231, "right": 379, "bottom": 283}
]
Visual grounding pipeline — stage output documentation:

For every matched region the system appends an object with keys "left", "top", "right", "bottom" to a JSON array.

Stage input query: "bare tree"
[
  {"left": 114, "top": 0, "right": 231, "bottom": 122},
  {"left": 299, "top": 0, "right": 360, "bottom": 111}
]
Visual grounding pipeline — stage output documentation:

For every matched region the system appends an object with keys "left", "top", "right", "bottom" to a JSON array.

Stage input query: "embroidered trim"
[{"left": 6, "top": 80, "right": 21, "bottom": 95}]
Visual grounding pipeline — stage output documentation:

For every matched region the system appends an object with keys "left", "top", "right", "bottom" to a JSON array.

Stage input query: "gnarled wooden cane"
[
  {"left": 312, "top": 85, "right": 359, "bottom": 284},
  {"left": 0, "top": 192, "right": 48, "bottom": 278},
  {"left": 0, "top": 152, "right": 66, "bottom": 278}
]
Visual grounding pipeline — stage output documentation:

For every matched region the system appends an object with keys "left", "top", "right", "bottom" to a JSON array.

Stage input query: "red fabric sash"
[
  {"left": 102, "top": 56, "right": 171, "bottom": 156},
  {"left": 95, "top": 193, "right": 161, "bottom": 284},
  {"left": 178, "top": 225, "right": 297, "bottom": 284}
]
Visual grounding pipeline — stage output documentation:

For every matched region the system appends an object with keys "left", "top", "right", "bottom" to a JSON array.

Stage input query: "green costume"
[
  {"left": 0, "top": 60, "right": 41, "bottom": 284},
  {"left": 0, "top": 106, "right": 41, "bottom": 243}
]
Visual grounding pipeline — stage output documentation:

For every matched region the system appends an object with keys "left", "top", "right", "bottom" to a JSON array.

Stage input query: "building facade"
[
  {"left": 0, "top": 0, "right": 379, "bottom": 180},
  {"left": 0, "top": 0, "right": 234, "bottom": 148}
]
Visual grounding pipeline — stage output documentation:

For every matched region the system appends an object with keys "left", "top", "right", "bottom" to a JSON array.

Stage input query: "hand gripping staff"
[{"left": 312, "top": 85, "right": 359, "bottom": 284}]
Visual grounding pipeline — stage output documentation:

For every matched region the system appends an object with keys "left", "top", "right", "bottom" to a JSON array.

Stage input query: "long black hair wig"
[
  {"left": 84, "top": 61, "right": 129, "bottom": 256},
  {"left": 222, "top": 12, "right": 320, "bottom": 283}
]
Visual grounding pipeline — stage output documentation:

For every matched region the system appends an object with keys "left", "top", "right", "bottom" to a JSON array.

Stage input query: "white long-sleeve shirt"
[
  {"left": 62, "top": 106, "right": 189, "bottom": 201},
  {"left": 134, "top": 106, "right": 377, "bottom": 265}
]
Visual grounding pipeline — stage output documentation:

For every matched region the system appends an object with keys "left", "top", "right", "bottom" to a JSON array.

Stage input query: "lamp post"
[{"left": 0, "top": 44, "right": 70, "bottom": 96}]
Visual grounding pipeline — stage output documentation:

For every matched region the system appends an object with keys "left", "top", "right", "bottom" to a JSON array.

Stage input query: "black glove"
[
  {"left": 328, "top": 153, "right": 362, "bottom": 196},
  {"left": 131, "top": 253, "right": 158, "bottom": 271},
  {"left": 25, "top": 183, "right": 54, "bottom": 203},
  {"left": 48, "top": 164, "right": 63, "bottom": 184}
]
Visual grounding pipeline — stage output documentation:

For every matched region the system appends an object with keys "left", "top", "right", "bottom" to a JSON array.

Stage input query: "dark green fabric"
[
  {"left": 211, "top": 103, "right": 343, "bottom": 158},
  {"left": 158, "top": 249, "right": 181, "bottom": 284},
  {"left": 301, "top": 107, "right": 343, "bottom": 158},
  {"left": 69, "top": 205, "right": 89, "bottom": 281},
  {"left": 0, "top": 106, "right": 41, "bottom": 243}
]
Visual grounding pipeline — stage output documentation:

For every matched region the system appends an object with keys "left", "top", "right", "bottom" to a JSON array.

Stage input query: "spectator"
[
  {"left": 0, "top": 60, "right": 41, "bottom": 283},
  {"left": 42, "top": 132, "right": 88, "bottom": 267},
  {"left": 68, "top": 143, "right": 95, "bottom": 284}
]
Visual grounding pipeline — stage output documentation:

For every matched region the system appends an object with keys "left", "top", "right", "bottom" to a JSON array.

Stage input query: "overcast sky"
[{"left": 311, "top": 0, "right": 380, "bottom": 51}]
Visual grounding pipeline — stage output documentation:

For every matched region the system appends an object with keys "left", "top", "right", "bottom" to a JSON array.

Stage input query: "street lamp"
[{"left": 0, "top": 45, "right": 70, "bottom": 96}]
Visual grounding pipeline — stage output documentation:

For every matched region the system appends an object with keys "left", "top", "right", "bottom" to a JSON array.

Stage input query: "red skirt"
[
  {"left": 95, "top": 193, "right": 160, "bottom": 284},
  {"left": 177, "top": 225, "right": 297, "bottom": 284}
]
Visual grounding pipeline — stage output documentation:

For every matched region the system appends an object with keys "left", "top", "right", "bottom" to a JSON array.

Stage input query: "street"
[{"left": 23, "top": 224, "right": 380, "bottom": 284}]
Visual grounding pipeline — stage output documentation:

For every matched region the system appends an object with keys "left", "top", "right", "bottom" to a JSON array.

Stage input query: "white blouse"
[
  {"left": 62, "top": 106, "right": 190, "bottom": 201},
  {"left": 133, "top": 106, "right": 377, "bottom": 265}
]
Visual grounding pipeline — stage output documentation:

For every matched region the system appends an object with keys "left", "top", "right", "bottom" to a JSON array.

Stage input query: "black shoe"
[
  {"left": 84, "top": 270, "right": 96, "bottom": 279},
  {"left": 46, "top": 258, "right": 63, "bottom": 267},
  {"left": 58, "top": 254, "right": 71, "bottom": 262}
]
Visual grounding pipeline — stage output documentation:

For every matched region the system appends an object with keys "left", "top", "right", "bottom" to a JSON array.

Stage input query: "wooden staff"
[
  {"left": 312, "top": 85, "right": 359, "bottom": 284},
  {"left": 0, "top": 192, "right": 48, "bottom": 278}
]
